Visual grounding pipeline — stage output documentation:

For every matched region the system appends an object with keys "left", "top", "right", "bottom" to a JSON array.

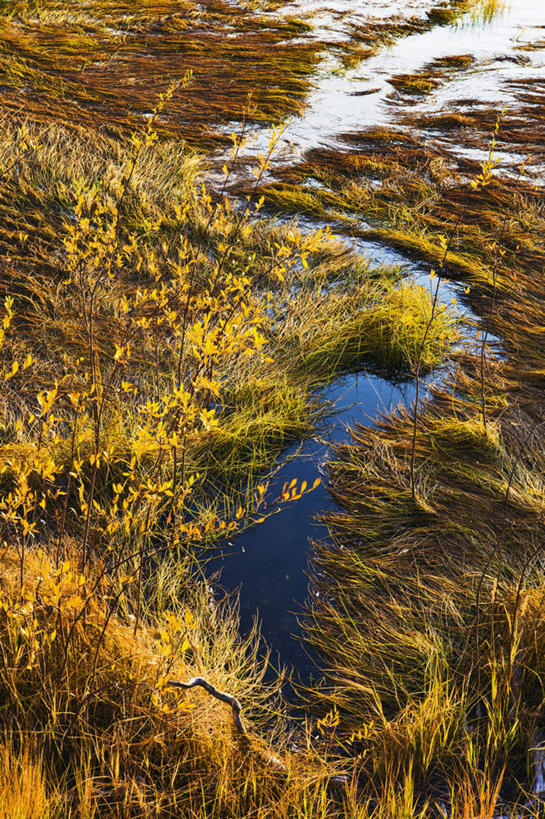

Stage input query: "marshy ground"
[{"left": 0, "top": 0, "right": 544, "bottom": 816}]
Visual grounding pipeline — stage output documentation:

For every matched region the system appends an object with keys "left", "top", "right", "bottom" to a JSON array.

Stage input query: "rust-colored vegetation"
[
  {"left": 334, "top": 0, "right": 470, "bottom": 69},
  {"left": 0, "top": 0, "right": 320, "bottom": 147},
  {"left": 0, "top": 16, "right": 457, "bottom": 811}
]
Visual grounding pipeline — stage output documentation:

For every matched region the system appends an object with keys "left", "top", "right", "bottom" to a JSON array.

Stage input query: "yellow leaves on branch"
[
  {"left": 280, "top": 477, "right": 321, "bottom": 503},
  {"left": 0, "top": 97, "right": 328, "bottom": 608},
  {"left": 317, "top": 705, "right": 340, "bottom": 736},
  {"left": 0, "top": 298, "right": 33, "bottom": 384},
  {"left": 470, "top": 111, "right": 504, "bottom": 190}
]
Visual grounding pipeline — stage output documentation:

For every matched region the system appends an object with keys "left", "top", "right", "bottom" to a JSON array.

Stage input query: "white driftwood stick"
[
  {"left": 167, "top": 678, "right": 349, "bottom": 791},
  {"left": 167, "top": 677, "right": 246, "bottom": 734}
]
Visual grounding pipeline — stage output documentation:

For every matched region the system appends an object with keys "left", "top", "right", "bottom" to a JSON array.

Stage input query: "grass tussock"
[
  {"left": 276, "top": 279, "right": 458, "bottom": 379},
  {"left": 0, "top": 741, "right": 57, "bottom": 819}
]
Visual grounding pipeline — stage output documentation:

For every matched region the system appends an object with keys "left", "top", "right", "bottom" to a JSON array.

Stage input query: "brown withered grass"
[{"left": 0, "top": 0, "right": 320, "bottom": 147}]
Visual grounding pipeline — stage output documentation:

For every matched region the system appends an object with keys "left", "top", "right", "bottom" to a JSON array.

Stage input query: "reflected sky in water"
[
  {"left": 206, "top": 0, "right": 530, "bottom": 677},
  {"left": 209, "top": 370, "right": 422, "bottom": 677}
]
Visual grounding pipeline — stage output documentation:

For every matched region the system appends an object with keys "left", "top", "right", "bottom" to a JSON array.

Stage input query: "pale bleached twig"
[
  {"left": 167, "top": 678, "right": 349, "bottom": 792},
  {"left": 168, "top": 677, "right": 246, "bottom": 734}
]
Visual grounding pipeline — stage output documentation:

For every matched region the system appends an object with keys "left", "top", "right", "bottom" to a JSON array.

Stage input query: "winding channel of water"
[
  {"left": 215, "top": 0, "right": 545, "bottom": 175},
  {"left": 207, "top": 0, "right": 543, "bottom": 678}
]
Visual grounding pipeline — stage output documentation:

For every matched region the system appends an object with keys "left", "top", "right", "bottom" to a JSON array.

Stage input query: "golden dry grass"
[{"left": 0, "top": 0, "right": 320, "bottom": 148}]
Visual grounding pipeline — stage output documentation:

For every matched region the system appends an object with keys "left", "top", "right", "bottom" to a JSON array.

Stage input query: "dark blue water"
[
  {"left": 203, "top": 0, "right": 516, "bottom": 676},
  {"left": 205, "top": 237, "right": 489, "bottom": 677},
  {"left": 209, "top": 370, "right": 421, "bottom": 678},
  {"left": 206, "top": 242, "right": 487, "bottom": 677}
]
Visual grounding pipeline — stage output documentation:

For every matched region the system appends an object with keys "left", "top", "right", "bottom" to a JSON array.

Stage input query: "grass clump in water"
[{"left": 278, "top": 279, "right": 458, "bottom": 380}]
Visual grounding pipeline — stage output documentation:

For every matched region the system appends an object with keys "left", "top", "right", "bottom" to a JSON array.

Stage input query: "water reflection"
[
  {"left": 212, "top": 0, "right": 544, "bottom": 181},
  {"left": 210, "top": 371, "right": 422, "bottom": 677},
  {"left": 205, "top": 0, "right": 522, "bottom": 676}
]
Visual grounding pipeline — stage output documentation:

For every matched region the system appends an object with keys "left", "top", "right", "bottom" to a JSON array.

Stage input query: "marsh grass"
[
  {"left": 276, "top": 278, "right": 458, "bottom": 380},
  {"left": 299, "top": 109, "right": 545, "bottom": 811},
  {"left": 0, "top": 0, "right": 537, "bottom": 813},
  {"left": 0, "top": 95, "right": 460, "bottom": 814},
  {"left": 0, "top": 0, "right": 321, "bottom": 148},
  {"left": 388, "top": 54, "right": 476, "bottom": 100},
  {"left": 306, "top": 358, "right": 545, "bottom": 803},
  {"left": 0, "top": 117, "right": 456, "bottom": 486},
  {"left": 470, "top": 0, "right": 506, "bottom": 24},
  {"left": 336, "top": 0, "right": 482, "bottom": 70},
  {"left": 259, "top": 121, "right": 545, "bottom": 295},
  {"left": 0, "top": 545, "right": 349, "bottom": 818},
  {"left": 0, "top": 741, "right": 60, "bottom": 819}
]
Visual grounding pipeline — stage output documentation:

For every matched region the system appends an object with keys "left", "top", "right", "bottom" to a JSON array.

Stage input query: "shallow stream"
[
  {"left": 214, "top": 0, "right": 545, "bottom": 176},
  {"left": 208, "top": 0, "right": 543, "bottom": 677}
]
